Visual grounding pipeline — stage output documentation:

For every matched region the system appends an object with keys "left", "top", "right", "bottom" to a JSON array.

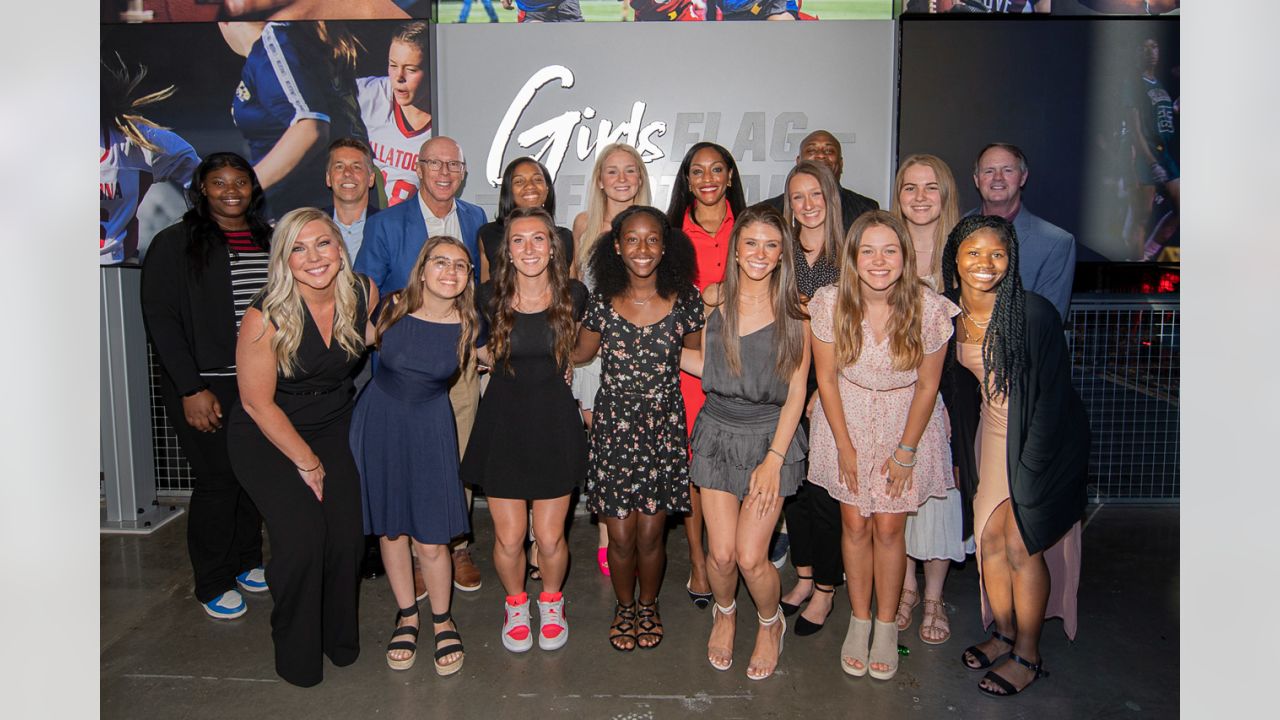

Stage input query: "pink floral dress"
[{"left": 807, "top": 286, "right": 959, "bottom": 516}]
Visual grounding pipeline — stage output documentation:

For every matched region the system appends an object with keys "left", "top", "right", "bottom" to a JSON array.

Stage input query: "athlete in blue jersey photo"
[
  {"left": 499, "top": 0, "right": 585, "bottom": 22},
  {"left": 220, "top": 20, "right": 369, "bottom": 219}
]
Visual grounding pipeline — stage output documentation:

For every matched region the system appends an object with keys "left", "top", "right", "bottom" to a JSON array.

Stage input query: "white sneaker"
[
  {"left": 236, "top": 566, "right": 269, "bottom": 594},
  {"left": 537, "top": 593, "right": 569, "bottom": 651},
  {"left": 501, "top": 595, "right": 533, "bottom": 653},
  {"left": 202, "top": 589, "right": 247, "bottom": 619}
]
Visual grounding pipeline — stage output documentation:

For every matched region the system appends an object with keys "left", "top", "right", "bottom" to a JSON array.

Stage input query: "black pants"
[
  {"left": 783, "top": 479, "right": 844, "bottom": 587},
  {"left": 160, "top": 374, "right": 263, "bottom": 603},
  {"left": 228, "top": 412, "right": 363, "bottom": 688}
]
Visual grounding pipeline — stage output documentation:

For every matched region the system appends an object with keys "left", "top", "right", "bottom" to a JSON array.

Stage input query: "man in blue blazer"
[
  {"left": 355, "top": 135, "right": 487, "bottom": 293},
  {"left": 354, "top": 134, "right": 488, "bottom": 594}
]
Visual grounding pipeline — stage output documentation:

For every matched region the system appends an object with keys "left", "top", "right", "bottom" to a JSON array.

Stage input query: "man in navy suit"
[{"left": 355, "top": 135, "right": 488, "bottom": 593}]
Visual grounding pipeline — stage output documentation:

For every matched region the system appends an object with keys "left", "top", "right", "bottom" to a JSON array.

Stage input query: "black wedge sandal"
[
  {"left": 431, "top": 610, "right": 465, "bottom": 677},
  {"left": 386, "top": 604, "right": 420, "bottom": 671},
  {"left": 960, "top": 630, "right": 1015, "bottom": 671},
  {"left": 978, "top": 652, "right": 1049, "bottom": 697}
]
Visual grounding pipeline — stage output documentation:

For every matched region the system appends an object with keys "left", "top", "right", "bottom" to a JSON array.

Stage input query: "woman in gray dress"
[{"left": 680, "top": 205, "right": 811, "bottom": 681}]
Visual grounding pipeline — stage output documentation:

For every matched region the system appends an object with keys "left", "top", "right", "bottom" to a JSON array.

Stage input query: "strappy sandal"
[
  {"left": 895, "top": 587, "right": 920, "bottom": 631},
  {"left": 779, "top": 574, "right": 814, "bottom": 616},
  {"left": 961, "top": 630, "right": 1015, "bottom": 670},
  {"left": 919, "top": 598, "right": 951, "bottom": 645},
  {"left": 636, "top": 600, "right": 664, "bottom": 649},
  {"left": 707, "top": 600, "right": 737, "bottom": 671},
  {"left": 841, "top": 614, "right": 872, "bottom": 677},
  {"left": 386, "top": 604, "right": 420, "bottom": 671},
  {"left": 431, "top": 610, "right": 465, "bottom": 677},
  {"left": 979, "top": 652, "right": 1049, "bottom": 697},
  {"left": 868, "top": 618, "right": 900, "bottom": 681},
  {"left": 746, "top": 607, "right": 785, "bottom": 681},
  {"left": 686, "top": 578, "right": 713, "bottom": 610},
  {"left": 608, "top": 602, "right": 637, "bottom": 652}
]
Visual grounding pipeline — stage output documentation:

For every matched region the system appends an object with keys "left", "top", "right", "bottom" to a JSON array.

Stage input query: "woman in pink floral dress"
[{"left": 807, "top": 210, "right": 958, "bottom": 682}]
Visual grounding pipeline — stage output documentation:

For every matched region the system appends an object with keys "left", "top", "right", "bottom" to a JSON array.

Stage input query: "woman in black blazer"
[
  {"left": 939, "top": 215, "right": 1089, "bottom": 697},
  {"left": 140, "top": 152, "right": 273, "bottom": 620}
]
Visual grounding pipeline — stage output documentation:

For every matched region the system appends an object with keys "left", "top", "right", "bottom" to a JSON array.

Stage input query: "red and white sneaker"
[
  {"left": 502, "top": 593, "right": 533, "bottom": 653},
  {"left": 538, "top": 591, "right": 569, "bottom": 651}
]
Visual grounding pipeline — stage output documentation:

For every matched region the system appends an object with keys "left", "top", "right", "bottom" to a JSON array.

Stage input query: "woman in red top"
[{"left": 666, "top": 141, "right": 746, "bottom": 607}]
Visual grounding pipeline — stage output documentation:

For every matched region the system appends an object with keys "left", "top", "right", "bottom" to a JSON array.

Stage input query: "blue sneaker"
[
  {"left": 236, "top": 566, "right": 269, "bottom": 594},
  {"left": 202, "top": 590, "right": 247, "bottom": 619},
  {"left": 769, "top": 533, "right": 790, "bottom": 569}
]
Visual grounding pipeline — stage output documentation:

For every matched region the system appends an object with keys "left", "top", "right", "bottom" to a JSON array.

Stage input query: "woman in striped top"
[{"left": 141, "top": 152, "right": 273, "bottom": 621}]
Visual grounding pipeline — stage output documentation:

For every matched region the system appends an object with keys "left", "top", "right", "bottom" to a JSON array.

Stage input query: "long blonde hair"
[
  {"left": 257, "top": 208, "right": 365, "bottom": 377},
  {"left": 575, "top": 143, "right": 652, "bottom": 276},
  {"left": 890, "top": 154, "right": 959, "bottom": 292},
  {"left": 374, "top": 236, "right": 479, "bottom": 370},
  {"left": 832, "top": 210, "right": 925, "bottom": 372},
  {"left": 715, "top": 204, "right": 808, "bottom": 379}
]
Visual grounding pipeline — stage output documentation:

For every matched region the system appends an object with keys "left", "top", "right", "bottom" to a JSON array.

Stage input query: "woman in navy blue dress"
[{"left": 350, "top": 236, "right": 480, "bottom": 676}]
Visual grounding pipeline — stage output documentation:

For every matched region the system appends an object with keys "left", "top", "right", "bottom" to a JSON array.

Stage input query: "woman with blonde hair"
[
  {"left": 776, "top": 160, "right": 846, "bottom": 637},
  {"left": 571, "top": 143, "right": 652, "bottom": 575},
  {"left": 350, "top": 236, "right": 479, "bottom": 676},
  {"left": 807, "top": 210, "right": 958, "bottom": 682},
  {"left": 228, "top": 207, "right": 378, "bottom": 687},
  {"left": 888, "top": 153, "right": 965, "bottom": 645}
]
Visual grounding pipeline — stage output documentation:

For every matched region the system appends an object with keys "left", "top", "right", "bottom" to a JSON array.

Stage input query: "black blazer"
[
  {"left": 764, "top": 185, "right": 880, "bottom": 235},
  {"left": 940, "top": 290, "right": 1090, "bottom": 556},
  {"left": 140, "top": 219, "right": 266, "bottom": 396}
]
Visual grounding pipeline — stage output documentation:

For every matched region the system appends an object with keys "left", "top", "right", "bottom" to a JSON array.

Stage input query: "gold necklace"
[
  {"left": 516, "top": 285, "right": 550, "bottom": 310},
  {"left": 738, "top": 290, "right": 770, "bottom": 304},
  {"left": 629, "top": 287, "right": 659, "bottom": 305},
  {"left": 959, "top": 300, "right": 992, "bottom": 328}
]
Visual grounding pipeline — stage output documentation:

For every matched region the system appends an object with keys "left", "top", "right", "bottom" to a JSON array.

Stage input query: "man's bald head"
[{"left": 798, "top": 130, "right": 842, "bottom": 181}]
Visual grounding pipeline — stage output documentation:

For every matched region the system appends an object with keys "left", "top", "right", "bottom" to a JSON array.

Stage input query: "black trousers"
[
  {"left": 228, "top": 412, "right": 363, "bottom": 688},
  {"left": 783, "top": 479, "right": 844, "bottom": 588},
  {"left": 160, "top": 374, "right": 263, "bottom": 603}
]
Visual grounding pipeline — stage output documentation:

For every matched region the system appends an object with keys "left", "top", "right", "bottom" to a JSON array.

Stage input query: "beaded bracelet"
[
  {"left": 890, "top": 454, "right": 917, "bottom": 468},
  {"left": 897, "top": 442, "right": 917, "bottom": 454}
]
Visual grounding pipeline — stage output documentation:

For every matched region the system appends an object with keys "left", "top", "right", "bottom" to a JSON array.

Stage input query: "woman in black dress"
[
  {"left": 477, "top": 156, "right": 576, "bottom": 282},
  {"left": 572, "top": 205, "right": 702, "bottom": 652},
  {"left": 942, "top": 215, "right": 1088, "bottom": 697},
  {"left": 140, "top": 152, "right": 270, "bottom": 620},
  {"left": 462, "top": 207, "right": 587, "bottom": 654},
  {"left": 228, "top": 207, "right": 379, "bottom": 687}
]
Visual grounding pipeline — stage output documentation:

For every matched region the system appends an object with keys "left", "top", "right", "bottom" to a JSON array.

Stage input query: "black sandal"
[
  {"left": 431, "top": 610, "right": 465, "bottom": 677},
  {"left": 793, "top": 585, "right": 835, "bottom": 636},
  {"left": 386, "top": 604, "right": 420, "bottom": 671},
  {"left": 636, "top": 600, "right": 664, "bottom": 650},
  {"left": 779, "top": 574, "right": 814, "bottom": 616},
  {"left": 609, "top": 602, "right": 638, "bottom": 652},
  {"left": 961, "top": 630, "right": 1015, "bottom": 671},
  {"left": 978, "top": 652, "right": 1049, "bottom": 697}
]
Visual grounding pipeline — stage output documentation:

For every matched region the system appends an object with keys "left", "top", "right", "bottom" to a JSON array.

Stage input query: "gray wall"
[{"left": 436, "top": 21, "right": 897, "bottom": 225}]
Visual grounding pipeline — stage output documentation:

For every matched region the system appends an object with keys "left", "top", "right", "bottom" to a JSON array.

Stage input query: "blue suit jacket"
[{"left": 354, "top": 197, "right": 487, "bottom": 294}]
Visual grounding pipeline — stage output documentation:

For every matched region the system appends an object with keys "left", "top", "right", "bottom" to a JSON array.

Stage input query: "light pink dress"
[{"left": 807, "top": 286, "right": 959, "bottom": 516}]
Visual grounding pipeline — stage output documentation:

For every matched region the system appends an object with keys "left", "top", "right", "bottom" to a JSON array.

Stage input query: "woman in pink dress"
[
  {"left": 807, "top": 210, "right": 958, "bottom": 682},
  {"left": 941, "top": 215, "right": 1088, "bottom": 697}
]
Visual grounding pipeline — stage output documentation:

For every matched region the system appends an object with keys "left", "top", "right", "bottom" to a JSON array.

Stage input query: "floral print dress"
[{"left": 583, "top": 288, "right": 705, "bottom": 518}]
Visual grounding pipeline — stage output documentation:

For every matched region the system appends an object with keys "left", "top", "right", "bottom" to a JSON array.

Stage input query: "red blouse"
[{"left": 680, "top": 205, "right": 734, "bottom": 440}]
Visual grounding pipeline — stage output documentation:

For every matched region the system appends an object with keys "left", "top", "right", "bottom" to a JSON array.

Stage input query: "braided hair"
[{"left": 941, "top": 215, "right": 1025, "bottom": 402}]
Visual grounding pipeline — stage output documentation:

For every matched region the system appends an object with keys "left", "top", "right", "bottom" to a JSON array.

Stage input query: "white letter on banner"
[{"left": 488, "top": 65, "right": 577, "bottom": 187}]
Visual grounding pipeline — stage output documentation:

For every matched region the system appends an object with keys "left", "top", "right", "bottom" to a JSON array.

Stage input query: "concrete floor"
[{"left": 101, "top": 503, "right": 1178, "bottom": 719}]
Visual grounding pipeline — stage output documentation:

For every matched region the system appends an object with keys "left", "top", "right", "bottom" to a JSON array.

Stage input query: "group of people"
[{"left": 140, "top": 127, "right": 1089, "bottom": 696}]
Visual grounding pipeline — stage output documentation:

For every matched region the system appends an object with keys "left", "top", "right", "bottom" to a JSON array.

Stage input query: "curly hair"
[
  {"left": 590, "top": 205, "right": 697, "bottom": 302},
  {"left": 374, "top": 236, "right": 479, "bottom": 371},
  {"left": 832, "top": 210, "right": 925, "bottom": 371},
  {"left": 666, "top": 142, "right": 746, "bottom": 231},
  {"left": 182, "top": 152, "right": 271, "bottom": 274},
  {"left": 714, "top": 204, "right": 809, "bottom": 380},
  {"left": 941, "top": 215, "right": 1026, "bottom": 402},
  {"left": 486, "top": 207, "right": 577, "bottom": 375}
]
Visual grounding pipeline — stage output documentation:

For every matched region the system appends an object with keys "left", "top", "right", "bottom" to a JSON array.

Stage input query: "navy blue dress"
[{"left": 350, "top": 316, "right": 470, "bottom": 544}]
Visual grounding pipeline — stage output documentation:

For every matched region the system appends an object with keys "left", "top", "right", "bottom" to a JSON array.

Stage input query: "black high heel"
[
  {"left": 779, "top": 574, "right": 815, "bottom": 617},
  {"left": 793, "top": 585, "right": 834, "bottom": 636},
  {"left": 686, "top": 578, "right": 713, "bottom": 610}
]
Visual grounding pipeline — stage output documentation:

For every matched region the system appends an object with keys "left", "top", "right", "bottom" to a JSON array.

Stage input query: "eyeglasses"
[
  {"left": 426, "top": 256, "right": 472, "bottom": 274},
  {"left": 418, "top": 158, "right": 466, "bottom": 174}
]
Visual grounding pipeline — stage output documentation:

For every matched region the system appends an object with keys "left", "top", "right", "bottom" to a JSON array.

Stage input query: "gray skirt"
[{"left": 690, "top": 395, "right": 807, "bottom": 500}]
